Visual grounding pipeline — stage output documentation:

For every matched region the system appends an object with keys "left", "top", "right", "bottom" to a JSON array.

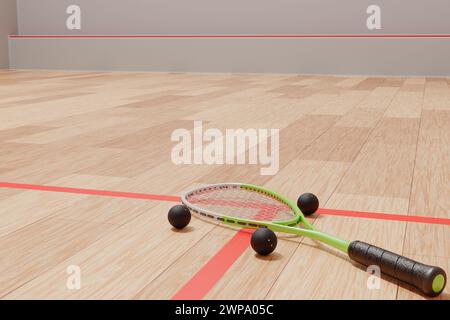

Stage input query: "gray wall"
[
  {"left": 17, "top": 0, "right": 450, "bottom": 35},
  {"left": 10, "top": 37, "right": 450, "bottom": 76},
  {"left": 0, "top": 0, "right": 18, "bottom": 68},
  {"left": 11, "top": 1, "right": 450, "bottom": 75}
]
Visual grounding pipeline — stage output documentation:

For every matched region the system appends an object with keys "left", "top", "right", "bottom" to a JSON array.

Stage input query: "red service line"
[
  {"left": 172, "top": 229, "right": 253, "bottom": 300},
  {"left": 0, "top": 181, "right": 449, "bottom": 226},
  {"left": 0, "top": 181, "right": 180, "bottom": 202},
  {"left": 317, "top": 208, "right": 450, "bottom": 226},
  {"left": 8, "top": 34, "right": 450, "bottom": 39},
  {"left": 173, "top": 207, "right": 277, "bottom": 300}
]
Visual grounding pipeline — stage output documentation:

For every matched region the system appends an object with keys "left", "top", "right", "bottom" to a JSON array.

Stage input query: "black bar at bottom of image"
[{"left": 0, "top": 300, "right": 448, "bottom": 319}]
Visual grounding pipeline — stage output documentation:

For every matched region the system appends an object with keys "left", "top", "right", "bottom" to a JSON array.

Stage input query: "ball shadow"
[
  {"left": 254, "top": 252, "right": 283, "bottom": 261},
  {"left": 171, "top": 226, "right": 195, "bottom": 233}
]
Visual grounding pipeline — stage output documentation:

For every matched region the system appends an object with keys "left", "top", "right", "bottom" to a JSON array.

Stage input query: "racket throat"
[{"left": 268, "top": 224, "right": 350, "bottom": 253}]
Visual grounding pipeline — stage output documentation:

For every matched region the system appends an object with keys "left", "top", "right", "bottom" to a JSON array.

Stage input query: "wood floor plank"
[
  {"left": 0, "top": 174, "right": 126, "bottom": 238},
  {"left": 334, "top": 117, "right": 420, "bottom": 200},
  {"left": 0, "top": 145, "right": 125, "bottom": 184},
  {"left": 423, "top": 78, "right": 450, "bottom": 111},
  {"left": 309, "top": 90, "right": 369, "bottom": 115},
  {"left": 353, "top": 77, "right": 386, "bottom": 91},
  {"left": 299, "top": 126, "right": 372, "bottom": 162},
  {"left": 335, "top": 107, "right": 385, "bottom": 128},
  {"left": 0, "top": 126, "right": 57, "bottom": 142},
  {"left": 384, "top": 91, "right": 423, "bottom": 119},
  {"left": 409, "top": 110, "right": 450, "bottom": 218},
  {"left": 135, "top": 226, "right": 238, "bottom": 300},
  {"left": 0, "top": 217, "right": 117, "bottom": 297},
  {"left": 9, "top": 117, "right": 131, "bottom": 145},
  {"left": 356, "top": 86, "right": 399, "bottom": 109},
  {"left": 4, "top": 202, "right": 214, "bottom": 299}
]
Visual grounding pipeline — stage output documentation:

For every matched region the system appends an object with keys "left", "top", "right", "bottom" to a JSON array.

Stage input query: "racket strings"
[{"left": 186, "top": 186, "right": 295, "bottom": 222}]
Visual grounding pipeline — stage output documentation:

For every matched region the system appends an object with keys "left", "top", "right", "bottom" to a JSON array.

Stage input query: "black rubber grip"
[{"left": 348, "top": 241, "right": 447, "bottom": 297}]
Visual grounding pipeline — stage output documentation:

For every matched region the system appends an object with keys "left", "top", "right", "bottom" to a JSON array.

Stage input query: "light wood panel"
[
  {"left": 0, "top": 217, "right": 117, "bottom": 297},
  {"left": 135, "top": 226, "right": 240, "bottom": 300},
  {"left": 0, "top": 174, "right": 126, "bottom": 238},
  {"left": 4, "top": 202, "right": 214, "bottom": 299},
  {"left": 0, "top": 70, "right": 448, "bottom": 300}
]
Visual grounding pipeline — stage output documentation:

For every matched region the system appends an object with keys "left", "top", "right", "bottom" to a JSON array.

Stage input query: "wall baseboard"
[{"left": 9, "top": 37, "right": 450, "bottom": 76}]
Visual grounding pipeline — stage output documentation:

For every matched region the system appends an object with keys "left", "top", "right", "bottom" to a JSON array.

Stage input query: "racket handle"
[{"left": 348, "top": 241, "right": 447, "bottom": 297}]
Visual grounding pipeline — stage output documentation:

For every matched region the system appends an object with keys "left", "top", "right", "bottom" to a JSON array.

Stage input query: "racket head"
[{"left": 181, "top": 183, "right": 312, "bottom": 229}]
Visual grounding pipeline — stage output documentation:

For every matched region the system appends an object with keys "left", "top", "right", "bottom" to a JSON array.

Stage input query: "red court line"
[
  {"left": 172, "top": 229, "right": 252, "bottom": 300},
  {"left": 0, "top": 181, "right": 180, "bottom": 202},
  {"left": 317, "top": 208, "right": 450, "bottom": 226},
  {"left": 173, "top": 207, "right": 276, "bottom": 300},
  {"left": 9, "top": 34, "right": 450, "bottom": 39},
  {"left": 1, "top": 181, "right": 449, "bottom": 226}
]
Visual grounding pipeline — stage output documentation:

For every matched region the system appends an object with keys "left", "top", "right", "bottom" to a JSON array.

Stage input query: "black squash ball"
[
  {"left": 251, "top": 228, "right": 277, "bottom": 256},
  {"left": 168, "top": 205, "right": 191, "bottom": 229},
  {"left": 297, "top": 193, "right": 319, "bottom": 216}
]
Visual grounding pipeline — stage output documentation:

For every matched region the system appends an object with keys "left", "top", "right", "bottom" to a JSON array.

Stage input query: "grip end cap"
[{"left": 432, "top": 273, "right": 446, "bottom": 294}]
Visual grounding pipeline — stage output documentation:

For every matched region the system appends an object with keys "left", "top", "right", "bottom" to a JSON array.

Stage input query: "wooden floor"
[{"left": 0, "top": 70, "right": 449, "bottom": 300}]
